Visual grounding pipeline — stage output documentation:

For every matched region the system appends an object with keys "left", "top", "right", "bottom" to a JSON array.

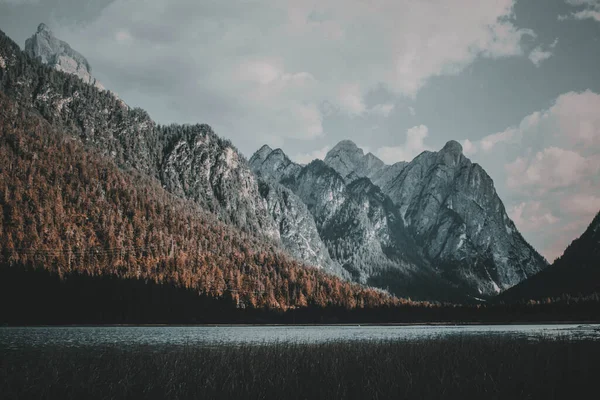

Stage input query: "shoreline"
[{"left": 3, "top": 321, "right": 600, "bottom": 328}]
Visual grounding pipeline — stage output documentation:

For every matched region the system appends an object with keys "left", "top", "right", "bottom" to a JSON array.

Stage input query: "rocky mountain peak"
[
  {"left": 249, "top": 146, "right": 302, "bottom": 183},
  {"left": 37, "top": 23, "right": 52, "bottom": 35},
  {"left": 441, "top": 140, "right": 463, "bottom": 155},
  {"left": 438, "top": 140, "right": 465, "bottom": 167},
  {"left": 324, "top": 140, "right": 367, "bottom": 178},
  {"left": 331, "top": 139, "right": 363, "bottom": 153},
  {"left": 25, "top": 23, "right": 103, "bottom": 90}
]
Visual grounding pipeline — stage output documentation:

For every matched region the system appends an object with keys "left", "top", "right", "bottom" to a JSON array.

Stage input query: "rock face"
[
  {"left": 379, "top": 140, "right": 547, "bottom": 296},
  {"left": 25, "top": 23, "right": 103, "bottom": 90},
  {"left": 323, "top": 140, "right": 397, "bottom": 183},
  {"left": 160, "top": 125, "right": 279, "bottom": 239},
  {"left": 250, "top": 145, "right": 346, "bottom": 276},
  {"left": 249, "top": 145, "right": 302, "bottom": 184},
  {"left": 257, "top": 180, "right": 346, "bottom": 277},
  {"left": 322, "top": 140, "right": 407, "bottom": 188}
]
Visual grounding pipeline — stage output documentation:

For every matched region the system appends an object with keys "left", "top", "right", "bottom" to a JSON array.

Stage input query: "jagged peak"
[
  {"left": 250, "top": 144, "right": 273, "bottom": 164},
  {"left": 329, "top": 139, "right": 364, "bottom": 155},
  {"left": 270, "top": 148, "right": 287, "bottom": 157},
  {"left": 436, "top": 140, "right": 466, "bottom": 167},
  {"left": 364, "top": 152, "right": 385, "bottom": 167},
  {"left": 440, "top": 140, "right": 463, "bottom": 155},
  {"left": 264, "top": 148, "right": 293, "bottom": 164},
  {"left": 37, "top": 23, "right": 51, "bottom": 35},
  {"left": 257, "top": 144, "right": 272, "bottom": 154}
]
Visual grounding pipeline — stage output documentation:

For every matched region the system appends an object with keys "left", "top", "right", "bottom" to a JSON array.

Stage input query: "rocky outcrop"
[
  {"left": 25, "top": 23, "right": 103, "bottom": 90},
  {"left": 322, "top": 140, "right": 407, "bottom": 188},
  {"left": 249, "top": 145, "right": 302, "bottom": 184},
  {"left": 257, "top": 180, "right": 346, "bottom": 277},
  {"left": 160, "top": 125, "right": 279, "bottom": 238}
]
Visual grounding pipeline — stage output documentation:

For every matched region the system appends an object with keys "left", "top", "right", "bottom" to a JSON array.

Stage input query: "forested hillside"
[{"left": 0, "top": 92, "right": 395, "bottom": 320}]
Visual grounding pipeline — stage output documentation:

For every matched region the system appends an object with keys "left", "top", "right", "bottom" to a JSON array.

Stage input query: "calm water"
[{"left": 1, "top": 324, "right": 600, "bottom": 349}]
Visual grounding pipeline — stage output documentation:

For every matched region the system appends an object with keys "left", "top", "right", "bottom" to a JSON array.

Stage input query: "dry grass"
[{"left": 2, "top": 336, "right": 599, "bottom": 399}]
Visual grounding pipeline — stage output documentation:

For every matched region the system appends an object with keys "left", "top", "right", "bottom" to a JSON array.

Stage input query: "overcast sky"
[{"left": 1, "top": 0, "right": 599, "bottom": 262}]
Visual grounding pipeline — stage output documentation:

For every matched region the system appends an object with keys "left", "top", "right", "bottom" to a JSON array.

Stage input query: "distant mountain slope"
[
  {"left": 0, "top": 91, "right": 393, "bottom": 311},
  {"left": 498, "top": 212, "right": 600, "bottom": 302}
]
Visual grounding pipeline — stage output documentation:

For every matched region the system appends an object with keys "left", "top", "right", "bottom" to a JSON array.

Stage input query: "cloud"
[
  {"left": 376, "top": 125, "right": 431, "bottom": 163},
  {"left": 508, "top": 201, "right": 559, "bottom": 233},
  {"left": 408, "top": 107, "right": 416, "bottom": 116},
  {"left": 0, "top": 0, "right": 40, "bottom": 4},
  {"left": 528, "top": 39, "right": 558, "bottom": 67},
  {"left": 462, "top": 90, "right": 600, "bottom": 261},
  {"left": 337, "top": 83, "right": 366, "bottom": 115},
  {"left": 506, "top": 147, "right": 600, "bottom": 193},
  {"left": 293, "top": 145, "right": 332, "bottom": 164},
  {"left": 561, "top": 194, "right": 600, "bottom": 215},
  {"left": 369, "top": 103, "right": 395, "bottom": 117},
  {"left": 462, "top": 139, "right": 477, "bottom": 156},
  {"left": 560, "top": 0, "right": 600, "bottom": 22},
  {"left": 115, "top": 30, "right": 132, "bottom": 44},
  {"left": 40, "top": 0, "right": 536, "bottom": 157}
]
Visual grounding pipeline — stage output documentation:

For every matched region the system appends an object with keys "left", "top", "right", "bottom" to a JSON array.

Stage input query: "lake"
[{"left": 2, "top": 324, "right": 600, "bottom": 349}]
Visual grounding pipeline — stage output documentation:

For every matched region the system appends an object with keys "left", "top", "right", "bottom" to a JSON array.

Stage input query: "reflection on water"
[{"left": 1, "top": 324, "right": 599, "bottom": 350}]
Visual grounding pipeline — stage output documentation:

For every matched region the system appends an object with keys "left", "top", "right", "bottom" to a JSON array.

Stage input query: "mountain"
[
  {"left": 498, "top": 211, "right": 600, "bottom": 302},
  {"left": 252, "top": 146, "right": 468, "bottom": 301},
  {"left": 250, "top": 145, "right": 303, "bottom": 185},
  {"left": 25, "top": 23, "right": 103, "bottom": 90},
  {"left": 252, "top": 140, "right": 547, "bottom": 299},
  {"left": 378, "top": 140, "right": 547, "bottom": 296}
]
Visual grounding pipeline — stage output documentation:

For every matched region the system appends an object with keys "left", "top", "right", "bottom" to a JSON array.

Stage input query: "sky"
[{"left": 1, "top": 0, "right": 599, "bottom": 262}]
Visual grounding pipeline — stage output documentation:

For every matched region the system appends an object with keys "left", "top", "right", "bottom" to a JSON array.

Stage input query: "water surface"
[{"left": 2, "top": 324, "right": 599, "bottom": 350}]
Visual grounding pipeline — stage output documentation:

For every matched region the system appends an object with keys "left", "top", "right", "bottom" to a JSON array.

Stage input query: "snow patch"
[
  {"left": 491, "top": 281, "right": 501, "bottom": 294},
  {"left": 456, "top": 233, "right": 467, "bottom": 250}
]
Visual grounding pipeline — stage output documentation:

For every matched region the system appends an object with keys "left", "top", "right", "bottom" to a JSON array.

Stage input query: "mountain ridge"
[{"left": 252, "top": 138, "right": 547, "bottom": 299}]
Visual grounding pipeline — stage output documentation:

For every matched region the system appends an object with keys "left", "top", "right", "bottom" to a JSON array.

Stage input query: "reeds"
[{"left": 2, "top": 335, "right": 599, "bottom": 399}]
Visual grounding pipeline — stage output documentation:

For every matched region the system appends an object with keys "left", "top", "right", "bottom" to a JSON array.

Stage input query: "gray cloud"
[{"left": 463, "top": 90, "right": 600, "bottom": 261}]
